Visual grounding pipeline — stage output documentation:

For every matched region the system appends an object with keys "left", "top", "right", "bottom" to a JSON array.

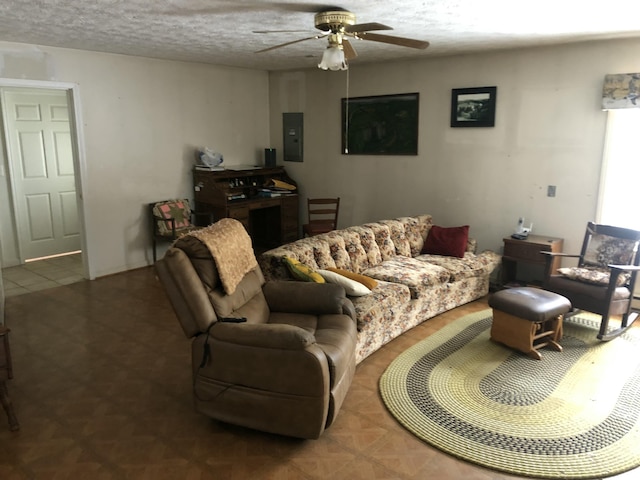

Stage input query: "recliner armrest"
[
  {"left": 263, "top": 281, "right": 352, "bottom": 317},
  {"left": 211, "top": 322, "right": 315, "bottom": 350}
]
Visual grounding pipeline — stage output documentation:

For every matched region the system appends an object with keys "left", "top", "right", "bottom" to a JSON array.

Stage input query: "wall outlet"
[{"left": 547, "top": 185, "right": 556, "bottom": 197}]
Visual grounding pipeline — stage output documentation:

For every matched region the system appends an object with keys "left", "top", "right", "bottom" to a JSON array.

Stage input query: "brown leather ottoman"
[{"left": 488, "top": 287, "right": 571, "bottom": 360}]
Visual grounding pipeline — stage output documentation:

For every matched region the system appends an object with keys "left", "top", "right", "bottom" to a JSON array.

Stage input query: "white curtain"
[{"left": 597, "top": 109, "right": 640, "bottom": 229}]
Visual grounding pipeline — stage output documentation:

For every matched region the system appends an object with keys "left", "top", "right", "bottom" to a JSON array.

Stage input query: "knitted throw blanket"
[{"left": 187, "top": 218, "right": 257, "bottom": 295}]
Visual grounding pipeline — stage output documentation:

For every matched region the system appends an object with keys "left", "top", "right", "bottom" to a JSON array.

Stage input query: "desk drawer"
[
  {"left": 504, "top": 242, "right": 548, "bottom": 264},
  {"left": 250, "top": 198, "right": 280, "bottom": 209},
  {"left": 228, "top": 206, "right": 249, "bottom": 229}
]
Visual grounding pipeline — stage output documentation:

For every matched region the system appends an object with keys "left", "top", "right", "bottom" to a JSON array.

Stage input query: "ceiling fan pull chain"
[{"left": 344, "top": 68, "right": 350, "bottom": 154}]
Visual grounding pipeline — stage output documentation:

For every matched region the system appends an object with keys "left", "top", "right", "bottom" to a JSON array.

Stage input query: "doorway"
[{"left": 0, "top": 80, "right": 90, "bottom": 290}]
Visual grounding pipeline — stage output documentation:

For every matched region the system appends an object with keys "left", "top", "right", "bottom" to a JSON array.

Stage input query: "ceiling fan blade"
[
  {"left": 164, "top": 2, "right": 345, "bottom": 16},
  {"left": 345, "top": 22, "right": 392, "bottom": 33},
  {"left": 255, "top": 35, "right": 320, "bottom": 54},
  {"left": 253, "top": 30, "right": 312, "bottom": 34},
  {"left": 358, "top": 32, "right": 429, "bottom": 49},
  {"left": 343, "top": 39, "right": 358, "bottom": 60}
]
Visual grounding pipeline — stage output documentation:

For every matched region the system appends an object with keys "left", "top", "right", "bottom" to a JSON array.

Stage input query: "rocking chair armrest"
[
  {"left": 541, "top": 251, "right": 581, "bottom": 279},
  {"left": 539, "top": 251, "right": 581, "bottom": 258},
  {"left": 607, "top": 264, "right": 640, "bottom": 272}
]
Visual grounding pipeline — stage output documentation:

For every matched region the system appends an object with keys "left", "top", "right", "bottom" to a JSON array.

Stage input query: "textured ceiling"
[{"left": 1, "top": 1, "right": 639, "bottom": 71}]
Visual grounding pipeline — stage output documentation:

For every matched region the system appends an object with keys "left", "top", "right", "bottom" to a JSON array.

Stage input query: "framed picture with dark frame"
[
  {"left": 341, "top": 93, "right": 419, "bottom": 155},
  {"left": 450, "top": 86, "right": 497, "bottom": 127}
]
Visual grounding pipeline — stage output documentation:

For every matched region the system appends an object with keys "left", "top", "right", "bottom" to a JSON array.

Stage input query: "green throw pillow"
[{"left": 282, "top": 257, "right": 325, "bottom": 283}]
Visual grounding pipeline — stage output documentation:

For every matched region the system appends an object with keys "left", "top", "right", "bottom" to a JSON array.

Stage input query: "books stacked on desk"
[
  {"left": 256, "top": 188, "right": 296, "bottom": 198},
  {"left": 227, "top": 193, "right": 246, "bottom": 201}
]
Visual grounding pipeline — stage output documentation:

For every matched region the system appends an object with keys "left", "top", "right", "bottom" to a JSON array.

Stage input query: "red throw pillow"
[{"left": 421, "top": 225, "right": 470, "bottom": 258}]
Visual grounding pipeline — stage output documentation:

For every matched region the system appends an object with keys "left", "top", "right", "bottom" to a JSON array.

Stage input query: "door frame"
[{"left": 0, "top": 78, "right": 93, "bottom": 280}]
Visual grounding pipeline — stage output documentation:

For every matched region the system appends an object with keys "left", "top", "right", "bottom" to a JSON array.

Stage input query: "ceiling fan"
[{"left": 255, "top": 9, "right": 430, "bottom": 70}]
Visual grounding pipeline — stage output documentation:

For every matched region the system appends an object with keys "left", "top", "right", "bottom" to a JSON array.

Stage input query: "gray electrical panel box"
[{"left": 283, "top": 112, "right": 303, "bottom": 162}]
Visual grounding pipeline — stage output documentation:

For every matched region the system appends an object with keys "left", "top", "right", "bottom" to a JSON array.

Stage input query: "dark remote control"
[{"left": 219, "top": 317, "right": 247, "bottom": 323}]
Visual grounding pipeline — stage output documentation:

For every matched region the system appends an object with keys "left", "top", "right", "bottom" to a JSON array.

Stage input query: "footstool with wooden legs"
[{"left": 488, "top": 287, "right": 572, "bottom": 360}]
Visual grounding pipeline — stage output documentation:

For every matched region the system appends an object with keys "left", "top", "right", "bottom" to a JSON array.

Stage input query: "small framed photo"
[{"left": 450, "top": 86, "right": 497, "bottom": 128}]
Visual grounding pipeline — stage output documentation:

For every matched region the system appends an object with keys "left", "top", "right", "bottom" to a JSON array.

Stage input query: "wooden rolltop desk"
[{"left": 193, "top": 166, "right": 299, "bottom": 249}]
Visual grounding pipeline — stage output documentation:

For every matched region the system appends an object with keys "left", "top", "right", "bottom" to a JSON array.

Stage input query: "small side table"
[
  {"left": 0, "top": 326, "right": 19, "bottom": 431},
  {"left": 502, "top": 234, "right": 564, "bottom": 287}
]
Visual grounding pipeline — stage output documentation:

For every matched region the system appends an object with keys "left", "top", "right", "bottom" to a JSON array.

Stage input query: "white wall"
[
  {"left": 269, "top": 38, "right": 640, "bottom": 256},
  {"left": 0, "top": 42, "right": 270, "bottom": 277},
  {"left": 2, "top": 37, "right": 638, "bottom": 279}
]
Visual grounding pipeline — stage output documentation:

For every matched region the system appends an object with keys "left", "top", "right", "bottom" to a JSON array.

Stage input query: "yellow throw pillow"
[
  {"left": 327, "top": 267, "right": 378, "bottom": 290},
  {"left": 282, "top": 257, "right": 325, "bottom": 283}
]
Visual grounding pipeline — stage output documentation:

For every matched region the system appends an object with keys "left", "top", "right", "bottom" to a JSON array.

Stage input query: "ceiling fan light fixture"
[{"left": 318, "top": 44, "right": 347, "bottom": 71}]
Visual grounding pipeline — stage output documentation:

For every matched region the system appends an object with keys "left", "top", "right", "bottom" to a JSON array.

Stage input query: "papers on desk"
[
  {"left": 266, "top": 178, "right": 296, "bottom": 191},
  {"left": 226, "top": 165, "right": 262, "bottom": 171},
  {"left": 257, "top": 188, "right": 295, "bottom": 198}
]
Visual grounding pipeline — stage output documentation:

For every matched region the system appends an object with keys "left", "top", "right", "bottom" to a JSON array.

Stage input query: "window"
[{"left": 597, "top": 109, "right": 640, "bottom": 229}]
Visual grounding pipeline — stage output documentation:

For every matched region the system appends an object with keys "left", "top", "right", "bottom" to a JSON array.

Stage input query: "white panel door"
[{"left": 2, "top": 89, "right": 80, "bottom": 260}]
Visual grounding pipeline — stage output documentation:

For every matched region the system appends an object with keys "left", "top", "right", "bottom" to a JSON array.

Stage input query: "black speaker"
[{"left": 264, "top": 148, "right": 276, "bottom": 167}]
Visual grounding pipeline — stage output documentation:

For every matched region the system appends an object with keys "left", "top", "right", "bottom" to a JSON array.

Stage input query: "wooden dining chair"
[{"left": 302, "top": 197, "right": 340, "bottom": 237}]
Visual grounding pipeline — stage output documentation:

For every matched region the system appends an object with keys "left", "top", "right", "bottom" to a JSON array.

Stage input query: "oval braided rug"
[{"left": 379, "top": 309, "right": 640, "bottom": 479}]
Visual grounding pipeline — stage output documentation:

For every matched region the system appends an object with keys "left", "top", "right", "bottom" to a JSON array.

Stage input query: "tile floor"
[
  {"left": 2, "top": 252, "right": 84, "bottom": 297},
  {"left": 0, "top": 267, "right": 638, "bottom": 479}
]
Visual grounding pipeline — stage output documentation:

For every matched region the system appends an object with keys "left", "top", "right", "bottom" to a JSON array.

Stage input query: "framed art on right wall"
[{"left": 450, "top": 86, "right": 497, "bottom": 127}]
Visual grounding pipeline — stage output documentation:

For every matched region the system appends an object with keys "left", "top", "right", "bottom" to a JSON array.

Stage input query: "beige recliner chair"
[{"left": 155, "top": 218, "right": 357, "bottom": 439}]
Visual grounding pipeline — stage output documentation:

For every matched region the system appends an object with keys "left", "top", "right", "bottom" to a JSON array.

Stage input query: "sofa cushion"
[
  {"left": 282, "top": 239, "right": 319, "bottom": 269},
  {"left": 344, "top": 226, "right": 382, "bottom": 269},
  {"left": 317, "top": 269, "right": 371, "bottom": 296},
  {"left": 379, "top": 220, "right": 412, "bottom": 257},
  {"left": 416, "top": 252, "right": 489, "bottom": 281},
  {"left": 319, "top": 232, "right": 352, "bottom": 270},
  {"left": 338, "top": 229, "right": 370, "bottom": 273},
  {"left": 421, "top": 225, "right": 470, "bottom": 258},
  {"left": 396, "top": 216, "right": 432, "bottom": 257},
  {"left": 310, "top": 239, "right": 337, "bottom": 269},
  {"left": 363, "top": 256, "right": 450, "bottom": 299},
  {"left": 363, "top": 223, "right": 396, "bottom": 261}
]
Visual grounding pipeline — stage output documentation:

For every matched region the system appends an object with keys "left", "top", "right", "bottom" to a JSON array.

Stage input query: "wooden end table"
[
  {"left": 0, "top": 326, "right": 19, "bottom": 431},
  {"left": 502, "top": 234, "right": 564, "bottom": 287}
]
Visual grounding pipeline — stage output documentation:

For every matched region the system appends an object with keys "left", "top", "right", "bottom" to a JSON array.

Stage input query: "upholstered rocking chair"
[{"left": 542, "top": 222, "right": 640, "bottom": 340}]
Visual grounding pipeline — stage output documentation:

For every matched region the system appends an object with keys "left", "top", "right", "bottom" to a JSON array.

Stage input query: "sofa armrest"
[{"left": 263, "top": 281, "right": 350, "bottom": 316}]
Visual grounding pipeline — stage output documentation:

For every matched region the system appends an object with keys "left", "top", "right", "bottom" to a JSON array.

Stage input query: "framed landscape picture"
[
  {"left": 341, "top": 93, "right": 419, "bottom": 155},
  {"left": 450, "top": 86, "right": 497, "bottom": 127}
]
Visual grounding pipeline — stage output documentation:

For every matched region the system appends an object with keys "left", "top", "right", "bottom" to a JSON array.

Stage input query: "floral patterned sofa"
[{"left": 259, "top": 214, "right": 501, "bottom": 364}]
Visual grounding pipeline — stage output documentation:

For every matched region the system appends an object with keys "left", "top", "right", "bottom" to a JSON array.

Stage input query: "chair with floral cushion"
[
  {"left": 542, "top": 221, "right": 640, "bottom": 340},
  {"left": 149, "top": 199, "right": 213, "bottom": 262}
]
